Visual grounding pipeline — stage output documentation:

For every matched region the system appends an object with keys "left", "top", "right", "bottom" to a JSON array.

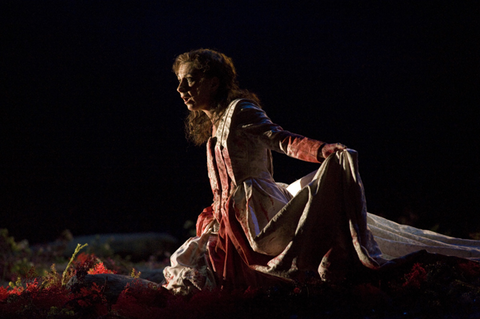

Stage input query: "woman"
[
  {"left": 162, "top": 49, "right": 383, "bottom": 294},
  {"left": 163, "top": 49, "right": 480, "bottom": 295}
]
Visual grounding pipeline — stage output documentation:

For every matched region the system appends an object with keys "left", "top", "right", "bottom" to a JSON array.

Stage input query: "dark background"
[{"left": 2, "top": 1, "right": 479, "bottom": 244}]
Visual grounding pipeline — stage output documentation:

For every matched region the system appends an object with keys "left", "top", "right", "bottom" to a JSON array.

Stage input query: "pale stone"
[{"left": 64, "top": 232, "right": 178, "bottom": 261}]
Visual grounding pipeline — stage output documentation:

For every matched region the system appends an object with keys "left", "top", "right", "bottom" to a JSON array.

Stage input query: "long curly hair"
[{"left": 173, "top": 49, "right": 261, "bottom": 145}]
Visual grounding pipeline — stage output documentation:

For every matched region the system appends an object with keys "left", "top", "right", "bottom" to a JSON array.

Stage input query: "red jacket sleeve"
[{"left": 235, "top": 101, "right": 325, "bottom": 163}]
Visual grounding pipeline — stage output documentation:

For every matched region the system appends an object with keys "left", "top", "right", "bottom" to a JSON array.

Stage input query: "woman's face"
[{"left": 176, "top": 62, "right": 218, "bottom": 117}]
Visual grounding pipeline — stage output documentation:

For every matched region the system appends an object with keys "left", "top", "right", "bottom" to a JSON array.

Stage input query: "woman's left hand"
[{"left": 321, "top": 143, "right": 347, "bottom": 158}]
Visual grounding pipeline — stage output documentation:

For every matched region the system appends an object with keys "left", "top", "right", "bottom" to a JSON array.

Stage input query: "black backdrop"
[{"left": 2, "top": 1, "right": 479, "bottom": 244}]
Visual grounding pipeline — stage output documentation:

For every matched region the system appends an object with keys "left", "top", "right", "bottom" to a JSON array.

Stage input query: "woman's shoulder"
[
  {"left": 229, "top": 99, "right": 263, "bottom": 115},
  {"left": 226, "top": 99, "right": 273, "bottom": 130},
  {"left": 228, "top": 98, "right": 261, "bottom": 111},
  {"left": 220, "top": 99, "right": 263, "bottom": 123}
]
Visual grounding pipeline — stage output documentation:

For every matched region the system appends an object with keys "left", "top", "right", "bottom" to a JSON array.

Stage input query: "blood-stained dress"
[{"left": 163, "top": 99, "right": 480, "bottom": 295}]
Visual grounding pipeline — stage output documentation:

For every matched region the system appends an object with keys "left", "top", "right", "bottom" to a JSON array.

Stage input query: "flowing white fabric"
[
  {"left": 162, "top": 225, "right": 216, "bottom": 294},
  {"left": 288, "top": 166, "right": 480, "bottom": 262},
  {"left": 367, "top": 213, "right": 480, "bottom": 261}
]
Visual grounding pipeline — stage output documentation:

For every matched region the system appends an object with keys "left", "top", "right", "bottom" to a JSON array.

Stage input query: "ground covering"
[{"left": 2, "top": 229, "right": 480, "bottom": 319}]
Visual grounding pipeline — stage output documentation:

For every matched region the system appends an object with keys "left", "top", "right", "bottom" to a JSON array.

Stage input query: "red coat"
[
  {"left": 164, "top": 99, "right": 382, "bottom": 294},
  {"left": 198, "top": 99, "right": 380, "bottom": 289}
]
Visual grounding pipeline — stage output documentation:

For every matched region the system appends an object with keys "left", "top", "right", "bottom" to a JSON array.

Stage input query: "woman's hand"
[{"left": 321, "top": 143, "right": 347, "bottom": 158}]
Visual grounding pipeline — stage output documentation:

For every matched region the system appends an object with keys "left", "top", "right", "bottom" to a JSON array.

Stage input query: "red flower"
[
  {"left": 75, "top": 252, "right": 91, "bottom": 265},
  {"left": 87, "top": 262, "right": 116, "bottom": 275},
  {"left": 25, "top": 278, "right": 39, "bottom": 293},
  {"left": 403, "top": 263, "right": 427, "bottom": 288},
  {"left": 0, "top": 286, "right": 10, "bottom": 301}
]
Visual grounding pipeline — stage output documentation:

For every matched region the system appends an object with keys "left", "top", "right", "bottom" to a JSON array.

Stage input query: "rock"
[
  {"left": 64, "top": 232, "right": 178, "bottom": 261},
  {"left": 67, "top": 273, "right": 168, "bottom": 304},
  {"left": 137, "top": 268, "right": 166, "bottom": 283}
]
